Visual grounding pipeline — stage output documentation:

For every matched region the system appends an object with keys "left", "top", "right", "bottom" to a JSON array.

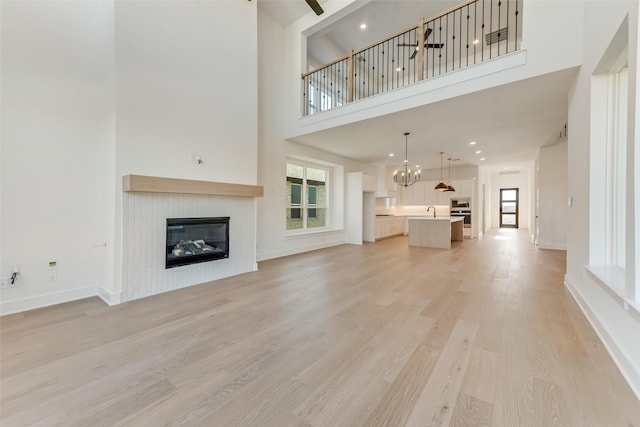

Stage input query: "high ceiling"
[
  {"left": 306, "top": 0, "right": 462, "bottom": 66},
  {"left": 258, "top": 0, "right": 576, "bottom": 172}
]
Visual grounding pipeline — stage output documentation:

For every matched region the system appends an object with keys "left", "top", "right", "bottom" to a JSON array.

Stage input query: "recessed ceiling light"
[
  {"left": 469, "top": 141, "right": 477, "bottom": 145},
  {"left": 396, "top": 67, "right": 402, "bottom": 72},
  {"left": 473, "top": 39, "right": 480, "bottom": 45},
  {"left": 504, "top": 166, "right": 510, "bottom": 170},
  {"left": 389, "top": 153, "right": 394, "bottom": 157},
  {"left": 475, "top": 150, "right": 482, "bottom": 154},
  {"left": 360, "top": 23, "right": 367, "bottom": 29},
  {"left": 480, "top": 157, "right": 486, "bottom": 161},
  {"left": 415, "top": 165, "right": 420, "bottom": 168}
]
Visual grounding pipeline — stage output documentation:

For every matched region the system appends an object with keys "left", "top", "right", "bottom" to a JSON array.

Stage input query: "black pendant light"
[
  {"left": 444, "top": 157, "right": 456, "bottom": 192},
  {"left": 434, "top": 152, "right": 448, "bottom": 191}
]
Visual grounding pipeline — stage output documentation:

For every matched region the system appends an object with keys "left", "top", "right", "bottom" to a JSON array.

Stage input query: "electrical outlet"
[{"left": 48, "top": 271, "right": 57, "bottom": 282}]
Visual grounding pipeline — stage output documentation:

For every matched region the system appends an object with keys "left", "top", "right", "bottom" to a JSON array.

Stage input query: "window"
[
  {"left": 308, "top": 185, "right": 318, "bottom": 218},
  {"left": 499, "top": 188, "right": 519, "bottom": 228},
  {"left": 588, "top": 23, "right": 631, "bottom": 299},
  {"left": 607, "top": 66, "right": 627, "bottom": 268},
  {"left": 286, "top": 162, "right": 328, "bottom": 231},
  {"left": 290, "top": 183, "right": 302, "bottom": 219}
]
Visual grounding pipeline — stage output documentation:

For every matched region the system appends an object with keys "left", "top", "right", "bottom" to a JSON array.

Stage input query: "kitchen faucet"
[{"left": 426, "top": 205, "right": 436, "bottom": 218}]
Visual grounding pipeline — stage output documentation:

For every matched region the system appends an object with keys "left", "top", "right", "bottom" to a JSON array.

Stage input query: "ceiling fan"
[
  {"left": 397, "top": 28, "right": 444, "bottom": 59},
  {"left": 305, "top": 0, "right": 324, "bottom": 15}
]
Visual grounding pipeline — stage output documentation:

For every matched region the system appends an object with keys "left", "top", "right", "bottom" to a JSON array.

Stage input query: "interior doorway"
[{"left": 500, "top": 188, "right": 519, "bottom": 228}]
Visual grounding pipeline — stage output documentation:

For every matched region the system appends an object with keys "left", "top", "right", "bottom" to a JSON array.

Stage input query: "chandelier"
[{"left": 393, "top": 132, "right": 421, "bottom": 187}]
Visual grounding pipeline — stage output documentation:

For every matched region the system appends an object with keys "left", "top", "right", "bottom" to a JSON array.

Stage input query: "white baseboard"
[
  {"left": 538, "top": 242, "right": 567, "bottom": 250},
  {"left": 257, "top": 239, "right": 345, "bottom": 262},
  {"left": 564, "top": 274, "right": 640, "bottom": 400},
  {"left": 97, "top": 287, "right": 121, "bottom": 306},
  {"left": 0, "top": 286, "right": 99, "bottom": 316}
]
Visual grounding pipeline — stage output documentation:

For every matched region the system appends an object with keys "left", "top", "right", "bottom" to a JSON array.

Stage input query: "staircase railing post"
[
  {"left": 417, "top": 18, "right": 425, "bottom": 81},
  {"left": 348, "top": 49, "right": 354, "bottom": 103}
]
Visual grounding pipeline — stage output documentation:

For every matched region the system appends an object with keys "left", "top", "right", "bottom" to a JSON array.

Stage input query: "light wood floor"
[{"left": 1, "top": 229, "right": 639, "bottom": 426}]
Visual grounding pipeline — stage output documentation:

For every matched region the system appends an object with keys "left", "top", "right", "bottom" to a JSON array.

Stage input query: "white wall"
[
  {"left": 1, "top": 0, "right": 260, "bottom": 313},
  {"left": 257, "top": 9, "right": 375, "bottom": 261},
  {"left": 490, "top": 165, "right": 533, "bottom": 230},
  {"left": 1, "top": 1, "right": 115, "bottom": 313},
  {"left": 112, "top": 0, "right": 258, "bottom": 298},
  {"left": 114, "top": 1, "right": 257, "bottom": 185},
  {"left": 537, "top": 140, "right": 568, "bottom": 250},
  {"left": 566, "top": 0, "right": 640, "bottom": 397}
]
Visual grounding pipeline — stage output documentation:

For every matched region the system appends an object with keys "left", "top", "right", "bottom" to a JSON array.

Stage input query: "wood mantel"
[{"left": 123, "top": 175, "right": 263, "bottom": 198}]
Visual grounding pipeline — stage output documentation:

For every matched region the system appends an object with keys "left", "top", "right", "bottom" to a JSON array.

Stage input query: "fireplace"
[{"left": 166, "top": 217, "right": 229, "bottom": 269}]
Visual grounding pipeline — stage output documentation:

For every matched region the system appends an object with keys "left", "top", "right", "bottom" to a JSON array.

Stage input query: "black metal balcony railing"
[{"left": 302, "top": 0, "right": 522, "bottom": 116}]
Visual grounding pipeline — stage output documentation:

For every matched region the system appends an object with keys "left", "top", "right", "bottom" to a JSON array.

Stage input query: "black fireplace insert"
[{"left": 165, "top": 217, "right": 229, "bottom": 269}]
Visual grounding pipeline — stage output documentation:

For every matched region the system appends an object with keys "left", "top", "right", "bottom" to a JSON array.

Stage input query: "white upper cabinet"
[
  {"left": 363, "top": 173, "right": 376, "bottom": 192},
  {"left": 400, "top": 181, "right": 427, "bottom": 205},
  {"left": 376, "top": 165, "right": 398, "bottom": 197}
]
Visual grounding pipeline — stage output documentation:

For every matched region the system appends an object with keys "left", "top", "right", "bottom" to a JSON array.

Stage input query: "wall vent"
[{"left": 485, "top": 27, "right": 508, "bottom": 45}]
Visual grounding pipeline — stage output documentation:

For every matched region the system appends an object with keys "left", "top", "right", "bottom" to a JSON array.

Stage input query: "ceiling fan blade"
[
  {"left": 304, "top": 0, "right": 324, "bottom": 15},
  {"left": 424, "top": 28, "right": 433, "bottom": 39},
  {"left": 425, "top": 43, "right": 445, "bottom": 49},
  {"left": 410, "top": 49, "right": 417, "bottom": 60},
  {"left": 397, "top": 43, "right": 417, "bottom": 47}
]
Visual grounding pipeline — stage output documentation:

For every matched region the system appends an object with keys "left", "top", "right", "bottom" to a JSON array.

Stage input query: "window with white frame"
[
  {"left": 607, "top": 65, "right": 627, "bottom": 269},
  {"left": 286, "top": 161, "right": 328, "bottom": 231},
  {"left": 588, "top": 27, "right": 630, "bottom": 297}
]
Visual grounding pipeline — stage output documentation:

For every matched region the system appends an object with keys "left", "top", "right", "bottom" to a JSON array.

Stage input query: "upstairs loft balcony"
[{"left": 301, "top": 0, "right": 523, "bottom": 116}]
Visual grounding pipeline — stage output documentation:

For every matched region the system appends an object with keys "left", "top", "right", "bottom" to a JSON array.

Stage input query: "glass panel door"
[{"left": 500, "top": 188, "right": 519, "bottom": 228}]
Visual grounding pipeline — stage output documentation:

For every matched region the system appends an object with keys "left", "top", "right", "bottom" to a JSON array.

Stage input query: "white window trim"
[
  {"left": 286, "top": 159, "right": 332, "bottom": 235},
  {"left": 588, "top": 31, "right": 635, "bottom": 303}
]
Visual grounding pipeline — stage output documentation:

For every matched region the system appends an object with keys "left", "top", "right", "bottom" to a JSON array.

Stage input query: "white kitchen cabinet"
[
  {"left": 442, "top": 179, "right": 473, "bottom": 198},
  {"left": 375, "top": 216, "right": 405, "bottom": 240},
  {"left": 424, "top": 181, "right": 449, "bottom": 205},
  {"left": 400, "top": 181, "right": 428, "bottom": 205},
  {"left": 363, "top": 173, "right": 376, "bottom": 192},
  {"left": 399, "top": 184, "right": 413, "bottom": 206},
  {"left": 424, "top": 181, "right": 438, "bottom": 205},
  {"left": 412, "top": 181, "right": 427, "bottom": 205},
  {"left": 454, "top": 179, "right": 473, "bottom": 198},
  {"left": 375, "top": 165, "right": 398, "bottom": 198}
]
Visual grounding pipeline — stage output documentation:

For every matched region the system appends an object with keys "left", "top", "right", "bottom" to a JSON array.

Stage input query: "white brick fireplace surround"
[{"left": 121, "top": 175, "right": 263, "bottom": 302}]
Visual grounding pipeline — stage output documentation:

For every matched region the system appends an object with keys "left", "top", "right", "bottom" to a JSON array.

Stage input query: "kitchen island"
[{"left": 408, "top": 216, "right": 464, "bottom": 249}]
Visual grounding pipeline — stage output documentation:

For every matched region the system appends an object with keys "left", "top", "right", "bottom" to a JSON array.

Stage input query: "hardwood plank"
[
  {"left": 532, "top": 378, "right": 576, "bottom": 427},
  {"left": 450, "top": 393, "right": 494, "bottom": 427},
  {"left": 1, "top": 230, "right": 639, "bottom": 426},
  {"left": 460, "top": 347, "right": 500, "bottom": 404},
  {"left": 363, "top": 344, "right": 441, "bottom": 427},
  {"left": 405, "top": 319, "right": 479, "bottom": 426}
]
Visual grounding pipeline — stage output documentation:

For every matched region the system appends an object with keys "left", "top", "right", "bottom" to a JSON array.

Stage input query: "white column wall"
[
  {"left": 257, "top": 9, "right": 375, "bottom": 262},
  {"left": 1, "top": 0, "right": 260, "bottom": 313},
  {"left": 113, "top": 0, "right": 258, "bottom": 299},
  {"left": 566, "top": 0, "right": 640, "bottom": 398},
  {"left": 0, "top": 1, "right": 116, "bottom": 314},
  {"left": 538, "top": 140, "right": 568, "bottom": 250}
]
